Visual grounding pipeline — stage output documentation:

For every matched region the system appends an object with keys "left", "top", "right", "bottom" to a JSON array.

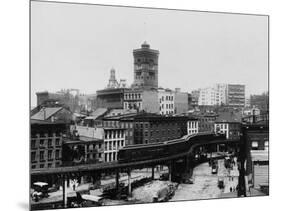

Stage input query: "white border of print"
[{"left": 0, "top": 1, "right": 279, "bottom": 211}]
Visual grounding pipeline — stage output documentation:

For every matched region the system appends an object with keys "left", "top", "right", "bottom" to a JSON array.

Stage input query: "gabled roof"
[
  {"left": 31, "top": 107, "right": 63, "bottom": 121},
  {"left": 87, "top": 108, "right": 108, "bottom": 120}
]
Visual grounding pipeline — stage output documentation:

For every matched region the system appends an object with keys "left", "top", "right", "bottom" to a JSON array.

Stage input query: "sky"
[{"left": 31, "top": 1, "right": 268, "bottom": 107}]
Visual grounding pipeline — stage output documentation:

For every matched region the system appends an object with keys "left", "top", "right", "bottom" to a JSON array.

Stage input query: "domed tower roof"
[{"left": 141, "top": 41, "right": 150, "bottom": 49}]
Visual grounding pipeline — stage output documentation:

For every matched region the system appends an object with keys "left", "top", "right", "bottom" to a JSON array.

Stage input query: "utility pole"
[{"left": 237, "top": 125, "right": 247, "bottom": 197}]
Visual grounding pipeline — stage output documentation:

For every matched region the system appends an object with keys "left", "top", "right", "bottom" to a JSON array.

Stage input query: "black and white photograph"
[{"left": 30, "top": 1, "right": 269, "bottom": 210}]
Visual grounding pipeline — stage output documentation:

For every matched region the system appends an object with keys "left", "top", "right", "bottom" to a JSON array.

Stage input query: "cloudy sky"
[{"left": 31, "top": 1, "right": 268, "bottom": 106}]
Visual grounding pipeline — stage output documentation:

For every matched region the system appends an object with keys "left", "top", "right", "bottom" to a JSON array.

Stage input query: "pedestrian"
[{"left": 230, "top": 187, "right": 232, "bottom": 192}]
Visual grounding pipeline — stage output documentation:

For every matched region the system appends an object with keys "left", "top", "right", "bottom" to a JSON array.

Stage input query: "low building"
[
  {"left": 74, "top": 124, "right": 126, "bottom": 163},
  {"left": 214, "top": 112, "right": 242, "bottom": 140},
  {"left": 30, "top": 120, "right": 67, "bottom": 169},
  {"left": 96, "top": 88, "right": 128, "bottom": 109},
  {"left": 62, "top": 136, "right": 104, "bottom": 165}
]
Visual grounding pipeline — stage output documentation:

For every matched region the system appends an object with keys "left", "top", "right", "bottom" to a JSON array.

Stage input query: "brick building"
[
  {"left": 194, "top": 113, "right": 218, "bottom": 133},
  {"left": 132, "top": 113, "right": 189, "bottom": 144},
  {"left": 30, "top": 120, "right": 67, "bottom": 169}
]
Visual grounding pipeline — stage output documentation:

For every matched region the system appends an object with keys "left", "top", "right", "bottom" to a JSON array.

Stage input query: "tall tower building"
[
  {"left": 107, "top": 68, "right": 119, "bottom": 89},
  {"left": 132, "top": 42, "right": 159, "bottom": 89}
]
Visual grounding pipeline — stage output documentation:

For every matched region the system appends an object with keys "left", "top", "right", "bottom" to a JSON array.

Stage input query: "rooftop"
[
  {"left": 31, "top": 107, "right": 63, "bottom": 121},
  {"left": 215, "top": 111, "right": 242, "bottom": 123}
]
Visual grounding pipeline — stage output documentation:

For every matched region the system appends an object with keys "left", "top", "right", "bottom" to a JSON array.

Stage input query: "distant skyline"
[{"left": 31, "top": 1, "right": 268, "bottom": 107}]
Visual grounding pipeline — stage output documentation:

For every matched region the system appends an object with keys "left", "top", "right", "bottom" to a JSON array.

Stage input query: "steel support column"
[
  {"left": 115, "top": 170, "right": 119, "bottom": 190},
  {"left": 128, "top": 170, "right": 132, "bottom": 197},
  {"left": 62, "top": 175, "right": 68, "bottom": 208},
  {"left": 168, "top": 162, "right": 172, "bottom": 182}
]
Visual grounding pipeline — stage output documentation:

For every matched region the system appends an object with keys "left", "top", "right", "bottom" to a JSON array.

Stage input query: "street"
[{"left": 170, "top": 158, "right": 239, "bottom": 201}]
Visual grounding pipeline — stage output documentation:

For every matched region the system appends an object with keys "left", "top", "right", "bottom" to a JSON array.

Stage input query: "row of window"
[
  {"left": 124, "top": 102, "right": 142, "bottom": 110},
  {"left": 104, "top": 130, "right": 125, "bottom": 139},
  {"left": 31, "top": 132, "right": 62, "bottom": 138},
  {"left": 31, "top": 162, "right": 61, "bottom": 169},
  {"left": 85, "top": 143, "right": 102, "bottom": 151},
  {"left": 252, "top": 141, "right": 269, "bottom": 150},
  {"left": 135, "top": 128, "right": 181, "bottom": 137},
  {"left": 104, "top": 140, "right": 125, "bottom": 151},
  {"left": 31, "top": 138, "right": 61, "bottom": 149},
  {"left": 135, "top": 122, "right": 181, "bottom": 128},
  {"left": 187, "top": 121, "right": 198, "bottom": 129},
  {"left": 159, "top": 95, "right": 174, "bottom": 102},
  {"left": 160, "top": 103, "right": 174, "bottom": 110},
  {"left": 188, "top": 130, "right": 198, "bottom": 135},
  {"left": 104, "top": 152, "right": 118, "bottom": 162},
  {"left": 124, "top": 93, "right": 141, "bottom": 100},
  {"left": 215, "top": 124, "right": 228, "bottom": 130},
  {"left": 135, "top": 76, "right": 155, "bottom": 80},
  {"left": 160, "top": 110, "right": 174, "bottom": 115},
  {"left": 31, "top": 149, "right": 60, "bottom": 162},
  {"left": 103, "top": 121, "right": 133, "bottom": 129}
]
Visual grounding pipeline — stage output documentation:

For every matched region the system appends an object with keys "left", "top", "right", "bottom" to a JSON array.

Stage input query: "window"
[
  {"left": 48, "top": 150, "right": 52, "bottom": 160},
  {"left": 40, "top": 164, "right": 44, "bottom": 168},
  {"left": 48, "top": 139, "right": 52, "bottom": 148},
  {"left": 31, "top": 140, "right": 36, "bottom": 149},
  {"left": 40, "top": 139, "right": 44, "bottom": 147},
  {"left": 31, "top": 152, "right": 36, "bottom": 162},
  {"left": 55, "top": 150, "right": 60, "bottom": 159},
  {"left": 31, "top": 165, "right": 36, "bottom": 169},
  {"left": 39, "top": 151, "right": 44, "bottom": 161},
  {"left": 264, "top": 141, "right": 269, "bottom": 151},
  {"left": 48, "top": 163, "right": 52, "bottom": 168},
  {"left": 55, "top": 138, "right": 60, "bottom": 146},
  {"left": 251, "top": 141, "right": 258, "bottom": 150}
]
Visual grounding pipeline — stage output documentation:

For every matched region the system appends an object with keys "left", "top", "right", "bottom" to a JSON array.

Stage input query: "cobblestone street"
[{"left": 170, "top": 158, "right": 239, "bottom": 201}]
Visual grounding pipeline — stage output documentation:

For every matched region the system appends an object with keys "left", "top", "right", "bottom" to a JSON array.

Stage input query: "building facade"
[
  {"left": 104, "top": 128, "right": 126, "bottom": 162},
  {"left": 123, "top": 88, "right": 159, "bottom": 113},
  {"left": 133, "top": 114, "right": 189, "bottom": 144},
  {"left": 187, "top": 118, "right": 199, "bottom": 135},
  {"left": 96, "top": 88, "right": 128, "bottom": 109},
  {"left": 214, "top": 112, "right": 242, "bottom": 140},
  {"left": 227, "top": 84, "right": 245, "bottom": 107},
  {"left": 174, "top": 89, "right": 189, "bottom": 114},
  {"left": 31, "top": 121, "right": 67, "bottom": 169},
  {"left": 195, "top": 113, "right": 217, "bottom": 133},
  {"left": 198, "top": 84, "right": 227, "bottom": 106},
  {"left": 158, "top": 88, "right": 175, "bottom": 115}
]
